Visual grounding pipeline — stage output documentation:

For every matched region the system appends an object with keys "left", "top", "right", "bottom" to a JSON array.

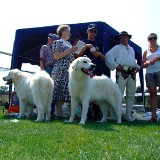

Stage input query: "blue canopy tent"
[{"left": 10, "top": 21, "right": 144, "bottom": 105}]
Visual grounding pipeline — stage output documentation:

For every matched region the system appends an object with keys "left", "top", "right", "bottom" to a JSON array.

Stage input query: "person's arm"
[
  {"left": 53, "top": 46, "right": 78, "bottom": 59},
  {"left": 40, "top": 59, "right": 45, "bottom": 70},
  {"left": 91, "top": 51, "right": 105, "bottom": 60},
  {"left": 77, "top": 44, "right": 94, "bottom": 57},
  {"left": 105, "top": 46, "right": 119, "bottom": 70},
  {"left": 142, "top": 50, "right": 160, "bottom": 68},
  {"left": 142, "top": 50, "right": 150, "bottom": 68},
  {"left": 40, "top": 45, "right": 46, "bottom": 70}
]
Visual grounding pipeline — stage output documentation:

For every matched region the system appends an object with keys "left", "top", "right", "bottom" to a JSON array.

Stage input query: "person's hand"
[
  {"left": 73, "top": 53, "right": 79, "bottom": 58},
  {"left": 91, "top": 51, "right": 102, "bottom": 57},
  {"left": 149, "top": 59, "right": 157, "bottom": 65},
  {"left": 68, "top": 46, "right": 78, "bottom": 54},
  {"left": 116, "top": 64, "right": 124, "bottom": 72},
  {"left": 85, "top": 44, "right": 94, "bottom": 48},
  {"left": 153, "top": 56, "right": 160, "bottom": 62},
  {"left": 72, "top": 46, "right": 78, "bottom": 53}
]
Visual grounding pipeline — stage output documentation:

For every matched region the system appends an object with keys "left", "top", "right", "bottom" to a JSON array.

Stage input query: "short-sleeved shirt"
[{"left": 40, "top": 43, "right": 56, "bottom": 66}]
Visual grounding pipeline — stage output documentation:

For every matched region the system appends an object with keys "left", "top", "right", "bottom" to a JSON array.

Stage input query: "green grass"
[{"left": 0, "top": 106, "right": 160, "bottom": 160}]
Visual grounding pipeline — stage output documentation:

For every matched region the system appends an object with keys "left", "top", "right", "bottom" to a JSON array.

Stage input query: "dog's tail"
[{"left": 31, "top": 71, "right": 54, "bottom": 114}]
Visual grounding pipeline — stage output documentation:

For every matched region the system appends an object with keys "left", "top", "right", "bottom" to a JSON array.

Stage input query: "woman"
[
  {"left": 51, "top": 25, "right": 78, "bottom": 119},
  {"left": 142, "top": 33, "right": 160, "bottom": 122}
]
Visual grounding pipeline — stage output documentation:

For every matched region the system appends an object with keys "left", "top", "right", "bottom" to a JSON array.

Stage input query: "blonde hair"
[{"left": 57, "top": 25, "right": 70, "bottom": 38}]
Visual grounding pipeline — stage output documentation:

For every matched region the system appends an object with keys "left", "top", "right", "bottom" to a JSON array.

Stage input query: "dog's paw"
[
  {"left": 97, "top": 120, "right": 107, "bottom": 123},
  {"left": 64, "top": 119, "right": 69, "bottom": 123},
  {"left": 117, "top": 121, "right": 122, "bottom": 124},
  {"left": 64, "top": 119, "right": 73, "bottom": 123},
  {"left": 79, "top": 120, "right": 85, "bottom": 125},
  {"left": 17, "top": 115, "right": 24, "bottom": 119},
  {"left": 65, "top": 117, "right": 74, "bottom": 123},
  {"left": 35, "top": 118, "right": 44, "bottom": 122}
]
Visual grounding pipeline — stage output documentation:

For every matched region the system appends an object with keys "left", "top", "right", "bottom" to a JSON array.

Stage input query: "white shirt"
[
  {"left": 105, "top": 44, "right": 140, "bottom": 70},
  {"left": 60, "top": 38, "right": 72, "bottom": 48},
  {"left": 146, "top": 46, "right": 160, "bottom": 74}
]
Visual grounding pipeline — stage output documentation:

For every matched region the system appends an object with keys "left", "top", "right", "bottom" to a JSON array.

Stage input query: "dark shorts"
[{"left": 145, "top": 71, "right": 160, "bottom": 87}]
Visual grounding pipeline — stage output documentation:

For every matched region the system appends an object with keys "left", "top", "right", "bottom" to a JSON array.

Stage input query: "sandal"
[{"left": 148, "top": 118, "right": 157, "bottom": 122}]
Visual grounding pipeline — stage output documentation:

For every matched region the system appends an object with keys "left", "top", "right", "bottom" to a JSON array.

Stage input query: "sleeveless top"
[{"left": 146, "top": 46, "right": 160, "bottom": 74}]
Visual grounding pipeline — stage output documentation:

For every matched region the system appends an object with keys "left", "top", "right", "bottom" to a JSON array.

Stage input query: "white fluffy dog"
[
  {"left": 67, "top": 57, "right": 122, "bottom": 124},
  {"left": 3, "top": 69, "right": 54, "bottom": 121}
]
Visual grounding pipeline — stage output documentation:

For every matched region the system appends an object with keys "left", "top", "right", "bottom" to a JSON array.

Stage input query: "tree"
[{"left": 0, "top": 86, "right": 9, "bottom": 95}]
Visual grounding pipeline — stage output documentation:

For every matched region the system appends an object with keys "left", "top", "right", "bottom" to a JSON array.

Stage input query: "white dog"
[
  {"left": 3, "top": 69, "right": 54, "bottom": 121},
  {"left": 67, "top": 57, "right": 122, "bottom": 124}
]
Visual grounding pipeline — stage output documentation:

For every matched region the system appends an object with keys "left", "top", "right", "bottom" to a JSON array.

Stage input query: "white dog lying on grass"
[
  {"left": 3, "top": 69, "right": 54, "bottom": 121},
  {"left": 67, "top": 57, "right": 122, "bottom": 125}
]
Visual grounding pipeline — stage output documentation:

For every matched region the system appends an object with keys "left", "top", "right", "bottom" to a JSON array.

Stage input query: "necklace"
[{"left": 149, "top": 45, "right": 158, "bottom": 53}]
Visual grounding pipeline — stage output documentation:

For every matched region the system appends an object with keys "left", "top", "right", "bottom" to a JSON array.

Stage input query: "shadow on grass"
[
  {"left": 1, "top": 113, "right": 159, "bottom": 131},
  {"left": 120, "top": 120, "right": 160, "bottom": 127}
]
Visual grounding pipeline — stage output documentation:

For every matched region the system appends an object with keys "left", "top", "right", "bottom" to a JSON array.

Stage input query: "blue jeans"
[{"left": 45, "top": 66, "right": 53, "bottom": 76}]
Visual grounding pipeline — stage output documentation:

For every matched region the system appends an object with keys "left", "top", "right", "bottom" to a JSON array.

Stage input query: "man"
[
  {"left": 40, "top": 33, "right": 59, "bottom": 75},
  {"left": 105, "top": 31, "right": 140, "bottom": 121},
  {"left": 40, "top": 33, "right": 59, "bottom": 119},
  {"left": 78, "top": 23, "right": 105, "bottom": 76},
  {"left": 78, "top": 24, "right": 105, "bottom": 120}
]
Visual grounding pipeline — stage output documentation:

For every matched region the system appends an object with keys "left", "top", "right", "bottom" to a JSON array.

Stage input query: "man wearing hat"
[
  {"left": 105, "top": 31, "right": 140, "bottom": 121},
  {"left": 40, "top": 33, "right": 59, "bottom": 118},
  {"left": 40, "top": 33, "right": 59, "bottom": 75},
  {"left": 78, "top": 23, "right": 105, "bottom": 75},
  {"left": 77, "top": 23, "right": 105, "bottom": 120}
]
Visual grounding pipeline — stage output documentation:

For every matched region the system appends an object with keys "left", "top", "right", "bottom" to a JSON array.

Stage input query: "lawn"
[{"left": 0, "top": 106, "right": 160, "bottom": 160}]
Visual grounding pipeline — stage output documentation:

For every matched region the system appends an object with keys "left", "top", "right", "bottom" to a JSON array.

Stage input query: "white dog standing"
[
  {"left": 3, "top": 69, "right": 54, "bottom": 121},
  {"left": 67, "top": 57, "right": 122, "bottom": 124}
]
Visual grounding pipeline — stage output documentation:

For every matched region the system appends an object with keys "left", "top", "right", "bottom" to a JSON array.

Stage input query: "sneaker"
[{"left": 148, "top": 118, "right": 157, "bottom": 122}]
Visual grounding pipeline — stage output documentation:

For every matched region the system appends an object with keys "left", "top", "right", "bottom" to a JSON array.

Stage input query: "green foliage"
[
  {"left": 0, "top": 86, "right": 9, "bottom": 95},
  {"left": 135, "top": 86, "right": 142, "bottom": 93},
  {"left": 0, "top": 107, "right": 160, "bottom": 160}
]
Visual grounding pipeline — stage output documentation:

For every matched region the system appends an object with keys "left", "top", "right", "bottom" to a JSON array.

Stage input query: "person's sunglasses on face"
[
  {"left": 148, "top": 36, "right": 157, "bottom": 41},
  {"left": 89, "top": 29, "right": 97, "bottom": 34}
]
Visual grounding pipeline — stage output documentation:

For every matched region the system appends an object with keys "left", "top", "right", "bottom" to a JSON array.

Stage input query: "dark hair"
[{"left": 147, "top": 33, "right": 157, "bottom": 38}]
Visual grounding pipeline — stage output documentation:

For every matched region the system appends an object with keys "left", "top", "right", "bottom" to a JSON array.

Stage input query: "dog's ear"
[
  {"left": 72, "top": 60, "right": 79, "bottom": 71},
  {"left": 13, "top": 70, "right": 22, "bottom": 79}
]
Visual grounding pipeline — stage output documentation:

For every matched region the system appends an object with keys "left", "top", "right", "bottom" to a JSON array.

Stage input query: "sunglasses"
[
  {"left": 89, "top": 30, "right": 97, "bottom": 34},
  {"left": 148, "top": 37, "right": 157, "bottom": 41}
]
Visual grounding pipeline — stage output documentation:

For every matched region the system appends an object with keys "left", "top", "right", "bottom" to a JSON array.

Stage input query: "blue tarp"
[{"left": 11, "top": 21, "right": 144, "bottom": 94}]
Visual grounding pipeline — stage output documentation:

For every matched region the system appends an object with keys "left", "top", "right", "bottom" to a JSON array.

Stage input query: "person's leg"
[
  {"left": 116, "top": 71, "right": 126, "bottom": 99},
  {"left": 116, "top": 71, "right": 128, "bottom": 120},
  {"left": 145, "top": 73, "right": 158, "bottom": 121},
  {"left": 125, "top": 76, "right": 136, "bottom": 121},
  {"left": 55, "top": 100, "right": 63, "bottom": 118},
  {"left": 50, "top": 102, "right": 55, "bottom": 118},
  {"left": 148, "top": 86, "right": 157, "bottom": 120},
  {"left": 92, "top": 101, "right": 101, "bottom": 121}
]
